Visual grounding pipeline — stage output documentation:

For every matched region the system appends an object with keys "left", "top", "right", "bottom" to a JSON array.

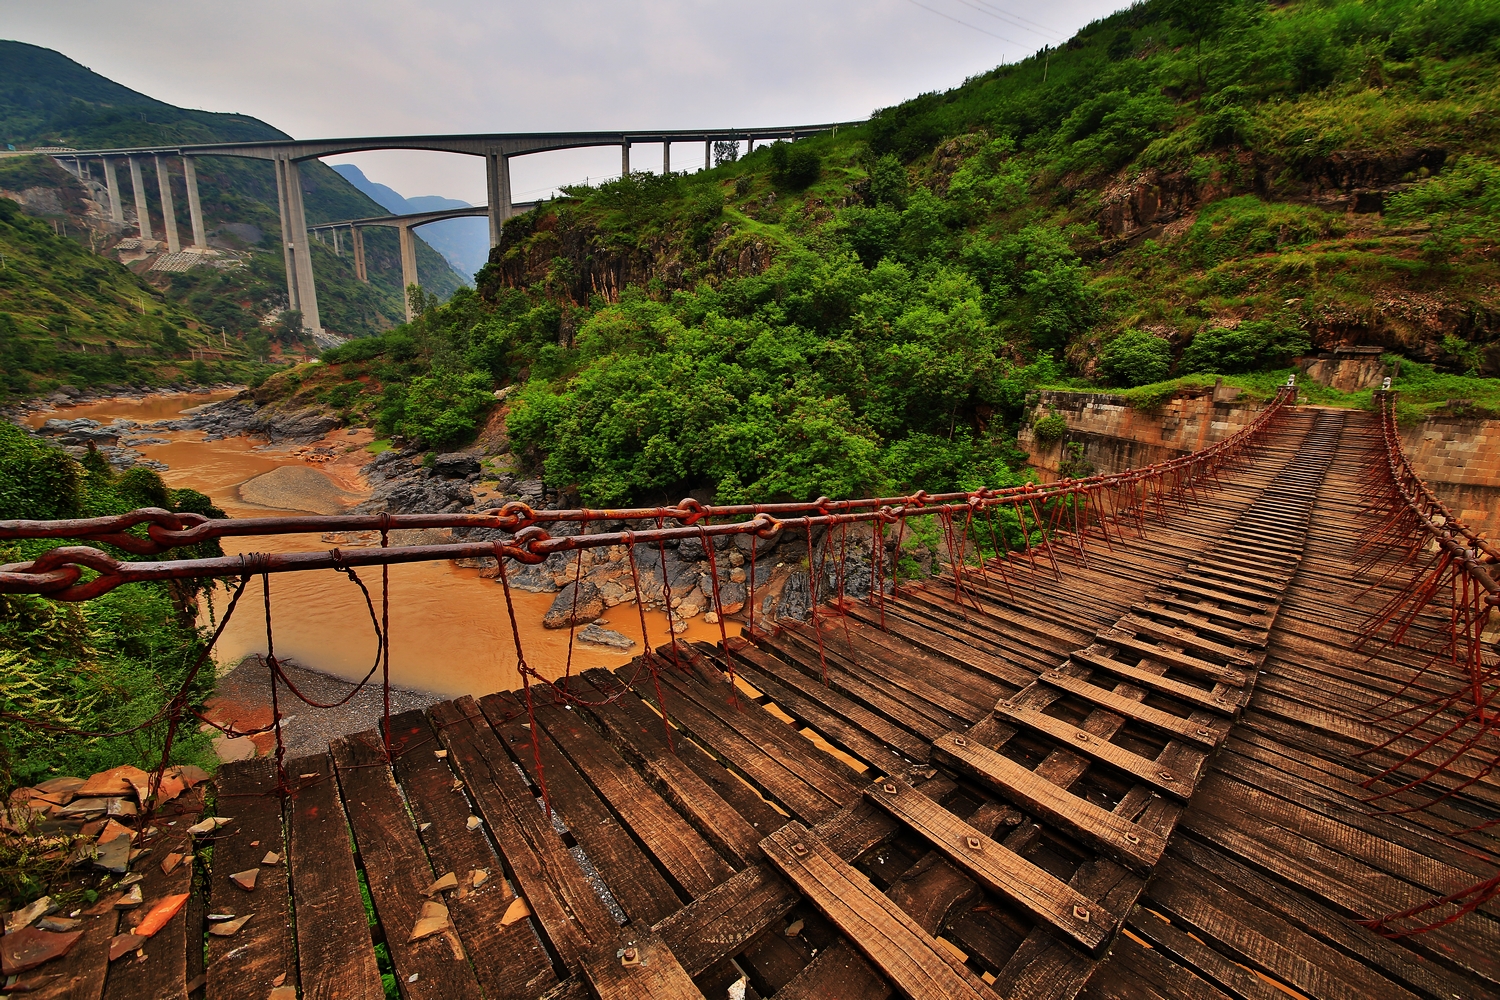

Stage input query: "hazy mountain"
[{"left": 332, "top": 163, "right": 490, "bottom": 280}]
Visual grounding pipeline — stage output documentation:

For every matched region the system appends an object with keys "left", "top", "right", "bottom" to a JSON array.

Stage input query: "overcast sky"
[{"left": 6, "top": 0, "right": 1125, "bottom": 205}]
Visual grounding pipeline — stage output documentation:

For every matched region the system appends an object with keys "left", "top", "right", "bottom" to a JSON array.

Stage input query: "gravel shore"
[{"left": 204, "top": 653, "right": 446, "bottom": 760}]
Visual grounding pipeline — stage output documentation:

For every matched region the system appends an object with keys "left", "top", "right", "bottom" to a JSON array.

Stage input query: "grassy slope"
[
  {"left": 267, "top": 0, "right": 1500, "bottom": 505},
  {"left": 0, "top": 40, "right": 464, "bottom": 356}
]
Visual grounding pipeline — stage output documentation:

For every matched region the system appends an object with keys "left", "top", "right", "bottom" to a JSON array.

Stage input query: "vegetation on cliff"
[{"left": 146, "top": 0, "right": 1500, "bottom": 503}]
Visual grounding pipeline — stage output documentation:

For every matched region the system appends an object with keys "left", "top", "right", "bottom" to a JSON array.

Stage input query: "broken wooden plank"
[{"left": 760, "top": 822, "right": 998, "bottom": 1000}]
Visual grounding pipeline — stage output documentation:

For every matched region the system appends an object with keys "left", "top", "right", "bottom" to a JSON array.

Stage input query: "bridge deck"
[{"left": 49, "top": 408, "right": 1500, "bottom": 1000}]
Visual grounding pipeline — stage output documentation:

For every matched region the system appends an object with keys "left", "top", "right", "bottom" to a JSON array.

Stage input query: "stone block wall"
[
  {"left": 1399, "top": 417, "right": 1500, "bottom": 541},
  {"left": 1018, "top": 389, "right": 1270, "bottom": 480}
]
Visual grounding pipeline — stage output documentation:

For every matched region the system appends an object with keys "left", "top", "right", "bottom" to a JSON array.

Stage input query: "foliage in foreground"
[{"left": 0, "top": 424, "right": 222, "bottom": 791}]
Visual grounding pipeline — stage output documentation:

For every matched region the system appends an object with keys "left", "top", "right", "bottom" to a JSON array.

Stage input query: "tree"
[
  {"left": 1158, "top": 0, "right": 1244, "bottom": 87},
  {"left": 1098, "top": 330, "right": 1172, "bottom": 386},
  {"left": 713, "top": 141, "right": 740, "bottom": 167}
]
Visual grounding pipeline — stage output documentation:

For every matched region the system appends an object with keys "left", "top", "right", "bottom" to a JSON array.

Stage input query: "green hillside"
[
  {"left": 75, "top": 1, "right": 1500, "bottom": 503},
  {"left": 0, "top": 40, "right": 464, "bottom": 359}
]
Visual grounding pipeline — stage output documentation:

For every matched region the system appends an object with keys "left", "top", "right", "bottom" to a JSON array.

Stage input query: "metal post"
[
  {"left": 282, "top": 158, "right": 321, "bottom": 333},
  {"left": 154, "top": 155, "right": 181, "bottom": 254},
  {"left": 399, "top": 225, "right": 419, "bottom": 322},
  {"left": 622, "top": 141, "right": 630, "bottom": 178},
  {"left": 128, "top": 156, "right": 152, "bottom": 241},
  {"left": 103, "top": 158, "right": 124, "bottom": 225},
  {"left": 182, "top": 156, "right": 207, "bottom": 248},
  {"left": 352, "top": 226, "right": 367, "bottom": 282}
]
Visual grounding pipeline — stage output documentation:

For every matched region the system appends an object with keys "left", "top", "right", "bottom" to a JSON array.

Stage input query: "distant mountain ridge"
[{"left": 331, "top": 163, "right": 489, "bottom": 279}]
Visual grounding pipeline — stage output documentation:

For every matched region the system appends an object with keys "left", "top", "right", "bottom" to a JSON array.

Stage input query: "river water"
[{"left": 26, "top": 393, "right": 718, "bottom": 696}]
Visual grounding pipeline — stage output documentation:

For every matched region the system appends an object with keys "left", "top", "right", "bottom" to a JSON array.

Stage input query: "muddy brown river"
[{"left": 26, "top": 393, "right": 718, "bottom": 696}]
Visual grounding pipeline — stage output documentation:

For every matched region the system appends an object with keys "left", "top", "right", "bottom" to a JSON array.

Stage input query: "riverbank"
[{"left": 202, "top": 653, "right": 445, "bottom": 761}]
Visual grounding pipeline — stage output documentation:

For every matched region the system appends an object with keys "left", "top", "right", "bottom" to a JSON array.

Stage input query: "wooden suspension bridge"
[{"left": 9, "top": 401, "right": 1500, "bottom": 1000}]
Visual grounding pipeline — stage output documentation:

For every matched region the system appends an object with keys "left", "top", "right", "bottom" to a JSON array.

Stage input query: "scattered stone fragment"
[
  {"left": 273, "top": 972, "right": 287, "bottom": 986},
  {"left": 37, "top": 916, "right": 82, "bottom": 933},
  {"left": 107, "top": 932, "right": 146, "bottom": 962},
  {"left": 1, "top": 927, "right": 84, "bottom": 975},
  {"left": 83, "top": 893, "right": 121, "bottom": 916},
  {"left": 117, "top": 873, "right": 144, "bottom": 888},
  {"left": 4, "top": 896, "right": 54, "bottom": 934},
  {"left": 408, "top": 901, "right": 451, "bottom": 942},
  {"left": 207, "top": 913, "right": 238, "bottom": 922},
  {"left": 55, "top": 797, "right": 112, "bottom": 819},
  {"left": 465, "top": 815, "right": 482, "bottom": 831},
  {"left": 230, "top": 869, "right": 259, "bottom": 891},
  {"left": 434, "top": 749, "right": 448, "bottom": 758},
  {"left": 34, "top": 776, "right": 85, "bottom": 799},
  {"left": 135, "top": 894, "right": 190, "bottom": 938},
  {"left": 116, "top": 886, "right": 143, "bottom": 908},
  {"left": 262, "top": 851, "right": 280, "bottom": 865},
  {"left": 177, "top": 764, "right": 210, "bottom": 787},
  {"left": 161, "top": 852, "right": 185, "bottom": 875},
  {"left": 186, "top": 816, "right": 233, "bottom": 836},
  {"left": 270, "top": 988, "right": 297, "bottom": 1000},
  {"left": 78, "top": 765, "right": 149, "bottom": 799},
  {"left": 424, "top": 872, "right": 459, "bottom": 896},
  {"left": 207, "top": 913, "right": 253, "bottom": 937},
  {"left": 784, "top": 918, "right": 805, "bottom": 937},
  {"left": 94, "top": 835, "right": 131, "bottom": 873},
  {"left": 408, "top": 972, "right": 419, "bottom": 983},
  {"left": 500, "top": 897, "right": 531, "bottom": 927},
  {"left": 418, "top": 822, "right": 432, "bottom": 833},
  {"left": 470, "top": 869, "right": 489, "bottom": 889}
]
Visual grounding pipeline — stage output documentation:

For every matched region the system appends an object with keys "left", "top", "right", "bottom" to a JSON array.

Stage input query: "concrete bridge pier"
[
  {"left": 273, "top": 155, "right": 321, "bottom": 333},
  {"left": 154, "top": 156, "right": 182, "bottom": 253},
  {"left": 663, "top": 141, "right": 670, "bottom": 175},
  {"left": 128, "top": 156, "right": 152, "bottom": 241},
  {"left": 102, "top": 157, "right": 124, "bottom": 225},
  {"left": 622, "top": 141, "right": 630, "bottom": 178},
  {"left": 182, "top": 156, "right": 207, "bottom": 248},
  {"left": 352, "top": 225, "right": 367, "bottom": 282},
  {"left": 704, "top": 139, "right": 711, "bottom": 171},
  {"left": 485, "top": 151, "right": 512, "bottom": 248},
  {"left": 398, "top": 224, "right": 419, "bottom": 321}
]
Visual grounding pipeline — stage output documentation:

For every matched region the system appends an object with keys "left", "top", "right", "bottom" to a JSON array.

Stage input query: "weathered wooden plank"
[
  {"left": 530, "top": 695, "right": 737, "bottom": 898},
  {"left": 580, "top": 933, "right": 705, "bottom": 1000},
  {"left": 1037, "top": 669, "right": 1227, "bottom": 748},
  {"left": 102, "top": 788, "right": 202, "bottom": 1000},
  {"left": 576, "top": 667, "right": 785, "bottom": 845},
  {"left": 1092, "top": 629, "right": 1251, "bottom": 684},
  {"left": 864, "top": 778, "right": 1115, "bottom": 953},
  {"left": 1159, "top": 579, "right": 1272, "bottom": 614},
  {"left": 1123, "top": 906, "right": 1288, "bottom": 1000},
  {"left": 206, "top": 759, "right": 295, "bottom": 1000},
  {"left": 330, "top": 730, "right": 485, "bottom": 1000},
  {"left": 284, "top": 754, "right": 384, "bottom": 1000},
  {"left": 770, "top": 941, "right": 893, "bottom": 1000},
  {"left": 760, "top": 822, "right": 998, "bottom": 1000},
  {"left": 992, "top": 699, "right": 1195, "bottom": 799},
  {"left": 933, "top": 731, "right": 1166, "bottom": 874},
  {"left": 428, "top": 697, "right": 617, "bottom": 971},
  {"left": 1067, "top": 648, "right": 1244, "bottom": 715},
  {"left": 1114, "top": 614, "right": 1264, "bottom": 665},
  {"left": 386, "top": 710, "right": 559, "bottom": 1000},
  {"left": 32, "top": 871, "right": 113, "bottom": 1000},
  {"left": 480, "top": 691, "right": 685, "bottom": 925},
  {"left": 1129, "top": 601, "right": 1269, "bottom": 647}
]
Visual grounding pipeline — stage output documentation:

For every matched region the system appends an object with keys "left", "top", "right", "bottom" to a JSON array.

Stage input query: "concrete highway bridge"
[
  {"left": 3, "top": 393, "right": 1498, "bottom": 1000},
  {"left": 50, "top": 123, "right": 851, "bottom": 332}
]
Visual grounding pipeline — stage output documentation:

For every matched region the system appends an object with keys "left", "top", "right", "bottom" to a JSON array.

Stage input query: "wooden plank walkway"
[{"left": 80, "top": 406, "right": 1500, "bottom": 1000}]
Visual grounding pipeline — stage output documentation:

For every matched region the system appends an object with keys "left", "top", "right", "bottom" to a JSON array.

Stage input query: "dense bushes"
[
  {"left": 1180, "top": 320, "right": 1310, "bottom": 374},
  {"left": 0, "top": 424, "right": 222, "bottom": 789},
  {"left": 1098, "top": 330, "right": 1173, "bottom": 387}
]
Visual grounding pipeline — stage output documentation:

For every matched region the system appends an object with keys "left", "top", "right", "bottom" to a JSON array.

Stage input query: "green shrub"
[
  {"left": 1032, "top": 413, "right": 1069, "bottom": 443},
  {"left": 1098, "top": 330, "right": 1173, "bottom": 387},
  {"left": 769, "top": 142, "right": 822, "bottom": 190},
  {"left": 394, "top": 369, "right": 496, "bottom": 450},
  {"left": 1180, "top": 320, "right": 1311, "bottom": 374}
]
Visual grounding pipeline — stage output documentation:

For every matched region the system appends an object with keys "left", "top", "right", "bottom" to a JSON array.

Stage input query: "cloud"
[{"left": 4, "top": 0, "right": 1124, "bottom": 202}]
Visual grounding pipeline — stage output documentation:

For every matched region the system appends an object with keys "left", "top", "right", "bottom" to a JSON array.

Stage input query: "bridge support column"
[
  {"left": 663, "top": 141, "right": 670, "bottom": 175},
  {"left": 485, "top": 151, "right": 511, "bottom": 248},
  {"left": 182, "top": 156, "right": 207, "bottom": 248},
  {"left": 154, "top": 155, "right": 181, "bottom": 254},
  {"left": 274, "top": 155, "right": 321, "bottom": 333},
  {"left": 352, "top": 226, "right": 367, "bottom": 282},
  {"left": 398, "top": 224, "right": 419, "bottom": 322},
  {"left": 102, "top": 157, "right": 124, "bottom": 225},
  {"left": 747, "top": 137, "right": 755, "bottom": 154},
  {"left": 128, "top": 156, "right": 152, "bottom": 241},
  {"left": 622, "top": 141, "right": 630, "bottom": 178},
  {"left": 705, "top": 139, "right": 711, "bottom": 171}
]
